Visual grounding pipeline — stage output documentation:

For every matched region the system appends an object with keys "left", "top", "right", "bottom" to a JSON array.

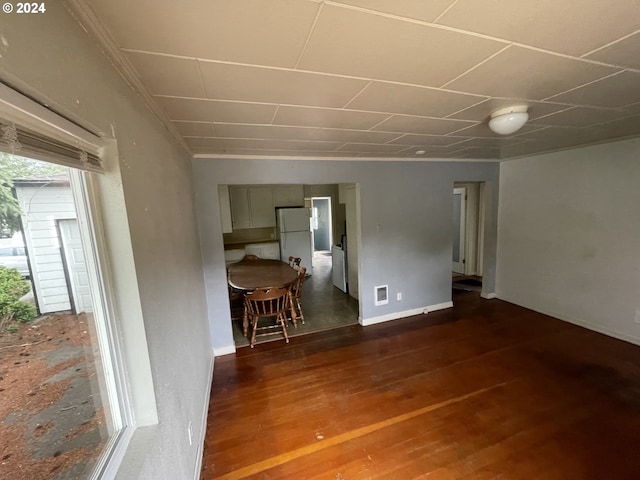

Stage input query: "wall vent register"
[{"left": 374, "top": 285, "right": 389, "bottom": 306}]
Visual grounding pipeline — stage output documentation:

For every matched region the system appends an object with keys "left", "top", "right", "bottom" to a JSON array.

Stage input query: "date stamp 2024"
[{"left": 3, "top": 2, "right": 46, "bottom": 14}]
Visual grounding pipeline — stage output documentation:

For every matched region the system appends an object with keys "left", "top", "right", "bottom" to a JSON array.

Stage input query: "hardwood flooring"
[{"left": 202, "top": 291, "right": 640, "bottom": 479}]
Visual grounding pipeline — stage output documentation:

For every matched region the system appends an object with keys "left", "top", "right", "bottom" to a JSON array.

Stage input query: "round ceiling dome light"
[
  {"left": 415, "top": 149, "right": 426, "bottom": 155},
  {"left": 488, "top": 105, "right": 529, "bottom": 135}
]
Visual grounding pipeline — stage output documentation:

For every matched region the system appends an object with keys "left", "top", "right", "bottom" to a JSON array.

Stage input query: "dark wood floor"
[{"left": 202, "top": 291, "right": 640, "bottom": 479}]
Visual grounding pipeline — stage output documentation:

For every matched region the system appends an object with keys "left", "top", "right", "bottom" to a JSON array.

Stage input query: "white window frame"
[{"left": 0, "top": 82, "right": 157, "bottom": 478}]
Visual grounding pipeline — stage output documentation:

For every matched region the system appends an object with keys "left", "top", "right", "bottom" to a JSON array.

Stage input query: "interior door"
[{"left": 452, "top": 187, "right": 466, "bottom": 274}]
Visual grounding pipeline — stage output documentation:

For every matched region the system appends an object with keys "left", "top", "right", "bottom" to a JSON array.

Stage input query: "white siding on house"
[{"left": 16, "top": 184, "right": 75, "bottom": 313}]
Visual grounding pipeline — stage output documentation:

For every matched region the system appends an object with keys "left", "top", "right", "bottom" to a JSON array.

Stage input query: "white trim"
[
  {"left": 360, "top": 301, "right": 453, "bottom": 326},
  {"left": 193, "top": 352, "right": 215, "bottom": 480},
  {"left": 0, "top": 82, "right": 104, "bottom": 156},
  {"left": 496, "top": 294, "right": 640, "bottom": 347},
  {"left": 481, "top": 292, "right": 497, "bottom": 299},
  {"left": 213, "top": 344, "right": 236, "bottom": 357}
]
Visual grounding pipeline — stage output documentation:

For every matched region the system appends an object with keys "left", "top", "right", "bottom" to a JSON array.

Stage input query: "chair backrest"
[
  {"left": 244, "top": 287, "right": 290, "bottom": 317},
  {"left": 288, "top": 256, "right": 301, "bottom": 267},
  {"left": 242, "top": 254, "right": 260, "bottom": 261},
  {"left": 291, "top": 266, "right": 306, "bottom": 298}
]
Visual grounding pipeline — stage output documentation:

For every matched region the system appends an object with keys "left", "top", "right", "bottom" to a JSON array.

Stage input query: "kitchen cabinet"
[
  {"left": 218, "top": 185, "right": 233, "bottom": 233},
  {"left": 249, "top": 187, "right": 276, "bottom": 228},
  {"left": 229, "top": 186, "right": 276, "bottom": 229},
  {"left": 273, "top": 185, "right": 304, "bottom": 207}
]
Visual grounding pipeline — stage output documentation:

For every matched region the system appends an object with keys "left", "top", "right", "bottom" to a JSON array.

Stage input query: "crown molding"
[{"left": 65, "top": 0, "right": 191, "bottom": 156}]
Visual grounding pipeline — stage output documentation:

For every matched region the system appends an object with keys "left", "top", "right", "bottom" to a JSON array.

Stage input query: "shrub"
[{"left": 0, "top": 265, "right": 36, "bottom": 332}]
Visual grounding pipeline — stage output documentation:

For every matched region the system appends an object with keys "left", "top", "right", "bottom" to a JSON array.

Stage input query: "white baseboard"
[
  {"left": 498, "top": 294, "right": 640, "bottom": 347},
  {"left": 360, "top": 301, "right": 453, "bottom": 327},
  {"left": 213, "top": 344, "right": 236, "bottom": 357},
  {"left": 481, "top": 292, "right": 497, "bottom": 299},
  {"left": 193, "top": 351, "right": 215, "bottom": 480}
]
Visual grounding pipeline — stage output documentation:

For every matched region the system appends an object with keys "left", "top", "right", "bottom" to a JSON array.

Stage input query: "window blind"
[
  {"left": 0, "top": 82, "right": 105, "bottom": 173},
  {"left": 0, "top": 122, "right": 103, "bottom": 173}
]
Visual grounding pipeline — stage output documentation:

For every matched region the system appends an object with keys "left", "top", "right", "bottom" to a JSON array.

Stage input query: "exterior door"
[
  {"left": 59, "top": 219, "right": 93, "bottom": 313},
  {"left": 452, "top": 187, "right": 466, "bottom": 274}
]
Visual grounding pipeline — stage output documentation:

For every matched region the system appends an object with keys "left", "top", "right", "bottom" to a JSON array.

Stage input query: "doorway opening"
[
  {"left": 311, "top": 197, "right": 332, "bottom": 253},
  {"left": 452, "top": 182, "right": 486, "bottom": 294},
  {"left": 221, "top": 184, "right": 360, "bottom": 347}
]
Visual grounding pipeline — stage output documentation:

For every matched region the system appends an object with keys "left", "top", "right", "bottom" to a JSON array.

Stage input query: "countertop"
[{"left": 223, "top": 240, "right": 279, "bottom": 251}]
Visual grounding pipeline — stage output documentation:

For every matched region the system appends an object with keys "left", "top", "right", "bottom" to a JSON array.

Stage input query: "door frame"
[{"left": 452, "top": 187, "right": 466, "bottom": 273}]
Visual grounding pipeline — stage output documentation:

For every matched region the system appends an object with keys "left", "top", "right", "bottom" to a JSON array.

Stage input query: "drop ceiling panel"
[
  {"left": 546, "top": 71, "right": 640, "bottom": 108},
  {"left": 185, "top": 137, "right": 342, "bottom": 151},
  {"left": 336, "top": 143, "right": 410, "bottom": 153},
  {"left": 451, "top": 123, "right": 547, "bottom": 138},
  {"left": 530, "top": 106, "right": 634, "bottom": 128},
  {"left": 436, "top": 0, "right": 640, "bottom": 56},
  {"left": 156, "top": 97, "right": 277, "bottom": 123},
  {"left": 347, "top": 82, "right": 485, "bottom": 118},
  {"left": 388, "top": 134, "right": 469, "bottom": 147},
  {"left": 192, "top": 148, "right": 350, "bottom": 157},
  {"left": 298, "top": 4, "right": 505, "bottom": 87},
  {"left": 198, "top": 62, "right": 368, "bottom": 108},
  {"left": 214, "top": 124, "right": 400, "bottom": 144},
  {"left": 88, "top": 0, "right": 320, "bottom": 67},
  {"left": 173, "top": 121, "right": 215, "bottom": 137},
  {"left": 449, "top": 99, "right": 568, "bottom": 122},
  {"left": 126, "top": 52, "right": 205, "bottom": 97},
  {"left": 332, "top": 0, "right": 458, "bottom": 22},
  {"left": 586, "top": 32, "right": 640, "bottom": 70},
  {"left": 273, "top": 106, "right": 389, "bottom": 129},
  {"left": 372, "top": 115, "right": 475, "bottom": 135},
  {"left": 82, "top": 0, "right": 640, "bottom": 160},
  {"left": 446, "top": 46, "right": 620, "bottom": 100}
]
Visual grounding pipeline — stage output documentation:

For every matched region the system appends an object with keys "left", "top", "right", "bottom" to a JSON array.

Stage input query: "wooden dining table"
[{"left": 228, "top": 259, "right": 299, "bottom": 336}]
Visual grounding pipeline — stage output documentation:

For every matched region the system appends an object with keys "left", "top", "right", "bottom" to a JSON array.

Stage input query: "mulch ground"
[{"left": 0, "top": 313, "right": 105, "bottom": 480}]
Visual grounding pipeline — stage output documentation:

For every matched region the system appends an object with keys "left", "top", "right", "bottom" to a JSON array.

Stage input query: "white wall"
[
  {"left": 497, "top": 137, "right": 640, "bottom": 344},
  {"left": 193, "top": 158, "right": 500, "bottom": 352},
  {"left": 0, "top": 4, "right": 211, "bottom": 479}
]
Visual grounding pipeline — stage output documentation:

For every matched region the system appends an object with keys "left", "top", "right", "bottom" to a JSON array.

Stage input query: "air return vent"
[{"left": 374, "top": 285, "right": 389, "bottom": 306}]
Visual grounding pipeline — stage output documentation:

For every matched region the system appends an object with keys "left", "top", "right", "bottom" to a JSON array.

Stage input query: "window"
[{"left": 0, "top": 83, "right": 150, "bottom": 479}]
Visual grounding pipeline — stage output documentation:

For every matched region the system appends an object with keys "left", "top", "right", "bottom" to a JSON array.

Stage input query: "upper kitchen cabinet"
[
  {"left": 273, "top": 185, "right": 304, "bottom": 207},
  {"left": 218, "top": 185, "right": 233, "bottom": 233},
  {"left": 229, "top": 186, "right": 276, "bottom": 229}
]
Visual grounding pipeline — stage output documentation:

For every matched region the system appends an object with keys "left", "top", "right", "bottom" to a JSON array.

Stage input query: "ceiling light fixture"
[
  {"left": 415, "top": 149, "right": 426, "bottom": 155},
  {"left": 488, "top": 105, "right": 529, "bottom": 135}
]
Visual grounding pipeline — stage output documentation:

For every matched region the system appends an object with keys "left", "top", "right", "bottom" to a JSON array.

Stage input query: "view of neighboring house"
[{"left": 13, "top": 175, "right": 92, "bottom": 314}]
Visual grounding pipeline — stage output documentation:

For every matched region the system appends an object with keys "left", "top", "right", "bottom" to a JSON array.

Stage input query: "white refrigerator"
[{"left": 277, "top": 207, "right": 313, "bottom": 275}]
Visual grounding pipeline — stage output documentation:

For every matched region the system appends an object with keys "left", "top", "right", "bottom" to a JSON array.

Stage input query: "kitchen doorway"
[{"left": 311, "top": 197, "right": 332, "bottom": 252}]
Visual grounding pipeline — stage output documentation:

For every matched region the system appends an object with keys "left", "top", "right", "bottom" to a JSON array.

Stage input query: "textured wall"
[
  {"left": 497, "top": 138, "right": 640, "bottom": 345},
  {"left": 193, "top": 158, "right": 500, "bottom": 351},
  {"left": 0, "top": 4, "right": 211, "bottom": 479}
]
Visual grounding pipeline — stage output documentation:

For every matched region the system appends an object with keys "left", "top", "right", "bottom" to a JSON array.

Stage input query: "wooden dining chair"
[
  {"left": 288, "top": 266, "right": 307, "bottom": 326},
  {"left": 244, "top": 287, "right": 290, "bottom": 348},
  {"left": 288, "top": 256, "right": 301, "bottom": 268},
  {"left": 242, "top": 254, "right": 260, "bottom": 261}
]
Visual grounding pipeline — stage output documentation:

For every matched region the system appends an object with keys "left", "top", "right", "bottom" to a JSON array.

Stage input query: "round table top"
[{"left": 228, "top": 259, "right": 298, "bottom": 291}]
